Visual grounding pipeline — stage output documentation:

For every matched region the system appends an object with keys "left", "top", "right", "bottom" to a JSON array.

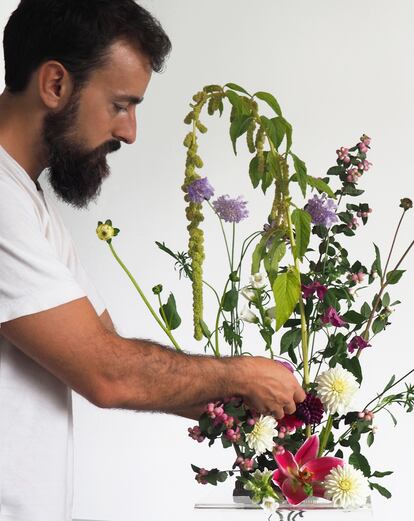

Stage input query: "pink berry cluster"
[
  {"left": 336, "top": 135, "right": 373, "bottom": 186},
  {"left": 348, "top": 271, "right": 366, "bottom": 284},
  {"left": 206, "top": 401, "right": 237, "bottom": 429},
  {"left": 195, "top": 468, "right": 209, "bottom": 484},
  {"left": 358, "top": 409, "right": 375, "bottom": 422},
  {"left": 235, "top": 456, "right": 254, "bottom": 471},
  {"left": 188, "top": 425, "right": 205, "bottom": 443}
]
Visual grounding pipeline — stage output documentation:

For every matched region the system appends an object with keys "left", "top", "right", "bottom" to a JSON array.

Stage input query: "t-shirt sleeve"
[{"left": 0, "top": 184, "right": 87, "bottom": 325}]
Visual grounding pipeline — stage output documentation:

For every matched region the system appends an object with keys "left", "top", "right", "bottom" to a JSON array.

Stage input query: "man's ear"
[{"left": 38, "top": 61, "right": 74, "bottom": 110}]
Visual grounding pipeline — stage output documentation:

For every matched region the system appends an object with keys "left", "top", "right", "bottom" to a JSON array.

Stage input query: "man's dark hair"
[{"left": 3, "top": 0, "right": 171, "bottom": 93}]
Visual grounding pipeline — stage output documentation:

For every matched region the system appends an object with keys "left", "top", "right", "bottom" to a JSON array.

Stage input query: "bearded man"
[{"left": 0, "top": 2, "right": 305, "bottom": 520}]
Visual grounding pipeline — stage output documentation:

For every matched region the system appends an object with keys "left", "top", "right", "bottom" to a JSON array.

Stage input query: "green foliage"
[
  {"left": 272, "top": 268, "right": 301, "bottom": 331},
  {"left": 159, "top": 293, "right": 181, "bottom": 330},
  {"left": 386, "top": 269, "right": 405, "bottom": 285},
  {"left": 290, "top": 153, "right": 308, "bottom": 197},
  {"left": 349, "top": 452, "right": 371, "bottom": 477},
  {"left": 291, "top": 209, "right": 311, "bottom": 261}
]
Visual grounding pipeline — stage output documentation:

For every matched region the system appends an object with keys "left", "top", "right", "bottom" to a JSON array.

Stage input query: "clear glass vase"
[{"left": 194, "top": 480, "right": 373, "bottom": 520}]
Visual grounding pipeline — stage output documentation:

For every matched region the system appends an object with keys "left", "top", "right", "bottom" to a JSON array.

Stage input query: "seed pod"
[
  {"left": 246, "top": 120, "right": 256, "bottom": 153},
  {"left": 193, "top": 155, "right": 204, "bottom": 168},
  {"left": 203, "top": 84, "right": 222, "bottom": 93},
  {"left": 184, "top": 111, "right": 194, "bottom": 124},
  {"left": 196, "top": 121, "right": 208, "bottom": 134},
  {"left": 183, "top": 132, "right": 193, "bottom": 148}
]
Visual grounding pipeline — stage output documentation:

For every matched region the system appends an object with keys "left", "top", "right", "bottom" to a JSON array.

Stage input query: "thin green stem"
[
  {"left": 318, "top": 415, "right": 333, "bottom": 456},
  {"left": 108, "top": 241, "right": 182, "bottom": 351},
  {"left": 208, "top": 200, "right": 232, "bottom": 269}
]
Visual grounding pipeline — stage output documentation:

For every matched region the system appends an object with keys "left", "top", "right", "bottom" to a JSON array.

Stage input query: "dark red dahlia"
[{"left": 296, "top": 393, "right": 324, "bottom": 425}]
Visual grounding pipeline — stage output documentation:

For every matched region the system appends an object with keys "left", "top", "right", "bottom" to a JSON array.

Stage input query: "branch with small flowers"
[{"left": 96, "top": 83, "right": 413, "bottom": 513}]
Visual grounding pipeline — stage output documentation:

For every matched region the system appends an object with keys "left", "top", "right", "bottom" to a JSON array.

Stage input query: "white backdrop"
[{"left": 1, "top": 1, "right": 413, "bottom": 520}]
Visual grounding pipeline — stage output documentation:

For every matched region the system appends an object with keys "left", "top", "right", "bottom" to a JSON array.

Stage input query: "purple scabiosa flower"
[
  {"left": 187, "top": 177, "right": 215, "bottom": 203},
  {"left": 301, "top": 281, "right": 328, "bottom": 301},
  {"left": 348, "top": 335, "right": 371, "bottom": 354},
  {"left": 296, "top": 393, "right": 324, "bottom": 425},
  {"left": 321, "top": 306, "right": 347, "bottom": 327},
  {"left": 212, "top": 195, "right": 249, "bottom": 223},
  {"left": 305, "top": 194, "right": 339, "bottom": 228}
]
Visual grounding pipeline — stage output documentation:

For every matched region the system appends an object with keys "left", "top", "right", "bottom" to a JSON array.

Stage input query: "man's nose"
[{"left": 113, "top": 111, "right": 137, "bottom": 145}]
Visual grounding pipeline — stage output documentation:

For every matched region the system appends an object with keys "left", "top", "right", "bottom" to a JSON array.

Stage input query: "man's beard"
[{"left": 42, "top": 91, "right": 121, "bottom": 209}]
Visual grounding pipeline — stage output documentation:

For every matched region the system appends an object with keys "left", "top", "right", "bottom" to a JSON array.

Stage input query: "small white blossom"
[
  {"left": 324, "top": 464, "right": 370, "bottom": 508},
  {"left": 240, "top": 286, "right": 256, "bottom": 301},
  {"left": 240, "top": 305, "right": 259, "bottom": 323},
  {"left": 261, "top": 495, "right": 279, "bottom": 514},
  {"left": 245, "top": 416, "right": 277, "bottom": 455},
  {"left": 316, "top": 366, "right": 359, "bottom": 416},
  {"left": 266, "top": 306, "right": 276, "bottom": 320},
  {"left": 250, "top": 272, "right": 267, "bottom": 289}
]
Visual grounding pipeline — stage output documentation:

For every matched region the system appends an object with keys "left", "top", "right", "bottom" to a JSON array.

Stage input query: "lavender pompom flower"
[
  {"left": 212, "top": 195, "right": 249, "bottom": 223},
  {"left": 187, "top": 177, "right": 215, "bottom": 203},
  {"left": 305, "top": 194, "right": 338, "bottom": 228}
]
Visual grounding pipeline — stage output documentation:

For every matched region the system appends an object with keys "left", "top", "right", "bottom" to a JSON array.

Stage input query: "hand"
[{"left": 239, "top": 356, "right": 306, "bottom": 419}]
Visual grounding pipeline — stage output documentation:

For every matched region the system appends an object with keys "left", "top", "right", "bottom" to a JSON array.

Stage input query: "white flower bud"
[
  {"left": 250, "top": 272, "right": 267, "bottom": 289},
  {"left": 240, "top": 305, "right": 259, "bottom": 324},
  {"left": 240, "top": 286, "right": 256, "bottom": 301}
]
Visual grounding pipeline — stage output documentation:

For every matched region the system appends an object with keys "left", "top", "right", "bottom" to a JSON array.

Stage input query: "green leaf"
[
  {"left": 200, "top": 320, "right": 212, "bottom": 339},
  {"left": 225, "top": 83, "right": 251, "bottom": 96},
  {"left": 342, "top": 357, "right": 363, "bottom": 384},
  {"left": 222, "top": 288, "right": 238, "bottom": 312},
  {"left": 342, "top": 185, "right": 365, "bottom": 197},
  {"left": 280, "top": 328, "right": 302, "bottom": 354},
  {"left": 260, "top": 115, "right": 279, "bottom": 151},
  {"left": 251, "top": 235, "right": 268, "bottom": 274},
  {"left": 281, "top": 117, "right": 293, "bottom": 153},
  {"left": 327, "top": 166, "right": 344, "bottom": 176},
  {"left": 271, "top": 117, "right": 287, "bottom": 149},
  {"left": 382, "top": 292, "right": 390, "bottom": 307},
  {"left": 349, "top": 452, "right": 371, "bottom": 477},
  {"left": 386, "top": 269, "right": 405, "bottom": 285},
  {"left": 254, "top": 91, "right": 282, "bottom": 116},
  {"left": 272, "top": 268, "right": 301, "bottom": 331},
  {"left": 372, "top": 470, "right": 393, "bottom": 478},
  {"left": 360, "top": 302, "right": 371, "bottom": 319},
  {"left": 230, "top": 115, "right": 252, "bottom": 154},
  {"left": 306, "top": 176, "right": 336, "bottom": 198},
  {"left": 341, "top": 310, "right": 365, "bottom": 324},
  {"left": 373, "top": 244, "right": 382, "bottom": 278},
  {"left": 372, "top": 316, "right": 386, "bottom": 334},
  {"left": 159, "top": 293, "right": 181, "bottom": 330},
  {"left": 291, "top": 209, "right": 311, "bottom": 261},
  {"left": 383, "top": 375, "right": 396, "bottom": 393},
  {"left": 370, "top": 482, "right": 392, "bottom": 499},
  {"left": 225, "top": 90, "right": 242, "bottom": 115},
  {"left": 367, "top": 431, "right": 374, "bottom": 447},
  {"left": 290, "top": 153, "right": 308, "bottom": 197},
  {"left": 249, "top": 156, "right": 261, "bottom": 188},
  {"left": 264, "top": 236, "right": 286, "bottom": 285}
]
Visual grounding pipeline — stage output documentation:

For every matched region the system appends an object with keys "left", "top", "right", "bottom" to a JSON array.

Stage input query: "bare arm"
[{"left": 1, "top": 297, "right": 305, "bottom": 416}]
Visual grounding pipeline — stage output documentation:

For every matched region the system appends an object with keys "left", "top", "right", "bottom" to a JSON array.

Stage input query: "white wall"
[{"left": 1, "top": 1, "right": 413, "bottom": 520}]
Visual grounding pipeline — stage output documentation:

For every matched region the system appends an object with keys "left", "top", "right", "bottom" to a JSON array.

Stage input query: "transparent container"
[{"left": 194, "top": 481, "right": 373, "bottom": 520}]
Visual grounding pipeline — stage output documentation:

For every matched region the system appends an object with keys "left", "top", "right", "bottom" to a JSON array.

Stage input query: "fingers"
[
  {"left": 283, "top": 401, "right": 297, "bottom": 416},
  {"left": 294, "top": 386, "right": 307, "bottom": 404},
  {"left": 270, "top": 406, "right": 284, "bottom": 420}
]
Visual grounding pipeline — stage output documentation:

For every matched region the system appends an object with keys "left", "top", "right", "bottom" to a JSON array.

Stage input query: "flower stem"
[
  {"left": 318, "top": 415, "right": 333, "bottom": 456},
  {"left": 108, "top": 241, "right": 182, "bottom": 351},
  {"left": 285, "top": 203, "right": 310, "bottom": 390}
]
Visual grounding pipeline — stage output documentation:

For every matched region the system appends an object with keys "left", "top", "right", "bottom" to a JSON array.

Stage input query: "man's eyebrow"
[{"left": 113, "top": 95, "right": 144, "bottom": 105}]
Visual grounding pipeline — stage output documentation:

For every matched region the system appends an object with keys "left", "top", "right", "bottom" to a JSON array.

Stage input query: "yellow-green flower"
[{"left": 96, "top": 220, "right": 120, "bottom": 242}]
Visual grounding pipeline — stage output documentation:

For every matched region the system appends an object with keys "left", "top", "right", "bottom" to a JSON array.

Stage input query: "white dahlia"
[
  {"left": 324, "top": 464, "right": 370, "bottom": 508},
  {"left": 245, "top": 415, "right": 277, "bottom": 455},
  {"left": 315, "top": 366, "right": 359, "bottom": 416}
]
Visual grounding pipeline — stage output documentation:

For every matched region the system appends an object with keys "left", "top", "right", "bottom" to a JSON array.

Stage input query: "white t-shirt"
[{"left": 0, "top": 145, "right": 106, "bottom": 521}]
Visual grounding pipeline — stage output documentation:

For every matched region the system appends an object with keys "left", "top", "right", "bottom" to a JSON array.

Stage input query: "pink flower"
[
  {"left": 336, "top": 147, "right": 350, "bottom": 163},
  {"left": 347, "top": 335, "right": 371, "bottom": 354},
  {"left": 302, "top": 281, "right": 328, "bottom": 301},
  {"left": 277, "top": 414, "right": 304, "bottom": 433},
  {"left": 321, "top": 307, "right": 347, "bottom": 327},
  {"left": 358, "top": 142, "right": 369, "bottom": 154},
  {"left": 272, "top": 435, "right": 344, "bottom": 505}
]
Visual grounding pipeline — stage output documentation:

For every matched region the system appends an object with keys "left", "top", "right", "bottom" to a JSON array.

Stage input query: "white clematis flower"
[{"left": 240, "top": 286, "right": 256, "bottom": 301}]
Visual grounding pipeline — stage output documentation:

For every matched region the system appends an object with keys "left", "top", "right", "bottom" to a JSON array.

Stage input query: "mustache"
[{"left": 97, "top": 140, "right": 122, "bottom": 156}]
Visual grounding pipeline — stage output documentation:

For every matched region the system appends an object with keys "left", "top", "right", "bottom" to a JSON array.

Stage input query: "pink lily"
[{"left": 272, "top": 435, "right": 343, "bottom": 505}]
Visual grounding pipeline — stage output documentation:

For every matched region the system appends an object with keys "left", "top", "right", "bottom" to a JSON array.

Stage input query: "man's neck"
[{"left": 0, "top": 89, "right": 47, "bottom": 182}]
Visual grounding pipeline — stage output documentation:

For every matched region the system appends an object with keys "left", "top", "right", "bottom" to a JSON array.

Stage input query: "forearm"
[{"left": 99, "top": 333, "right": 245, "bottom": 413}]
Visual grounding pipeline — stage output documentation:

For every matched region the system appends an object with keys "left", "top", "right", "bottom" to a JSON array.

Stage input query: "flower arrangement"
[{"left": 96, "top": 83, "right": 413, "bottom": 513}]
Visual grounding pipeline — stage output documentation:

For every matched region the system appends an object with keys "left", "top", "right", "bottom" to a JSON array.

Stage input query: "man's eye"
[{"left": 113, "top": 103, "right": 128, "bottom": 113}]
